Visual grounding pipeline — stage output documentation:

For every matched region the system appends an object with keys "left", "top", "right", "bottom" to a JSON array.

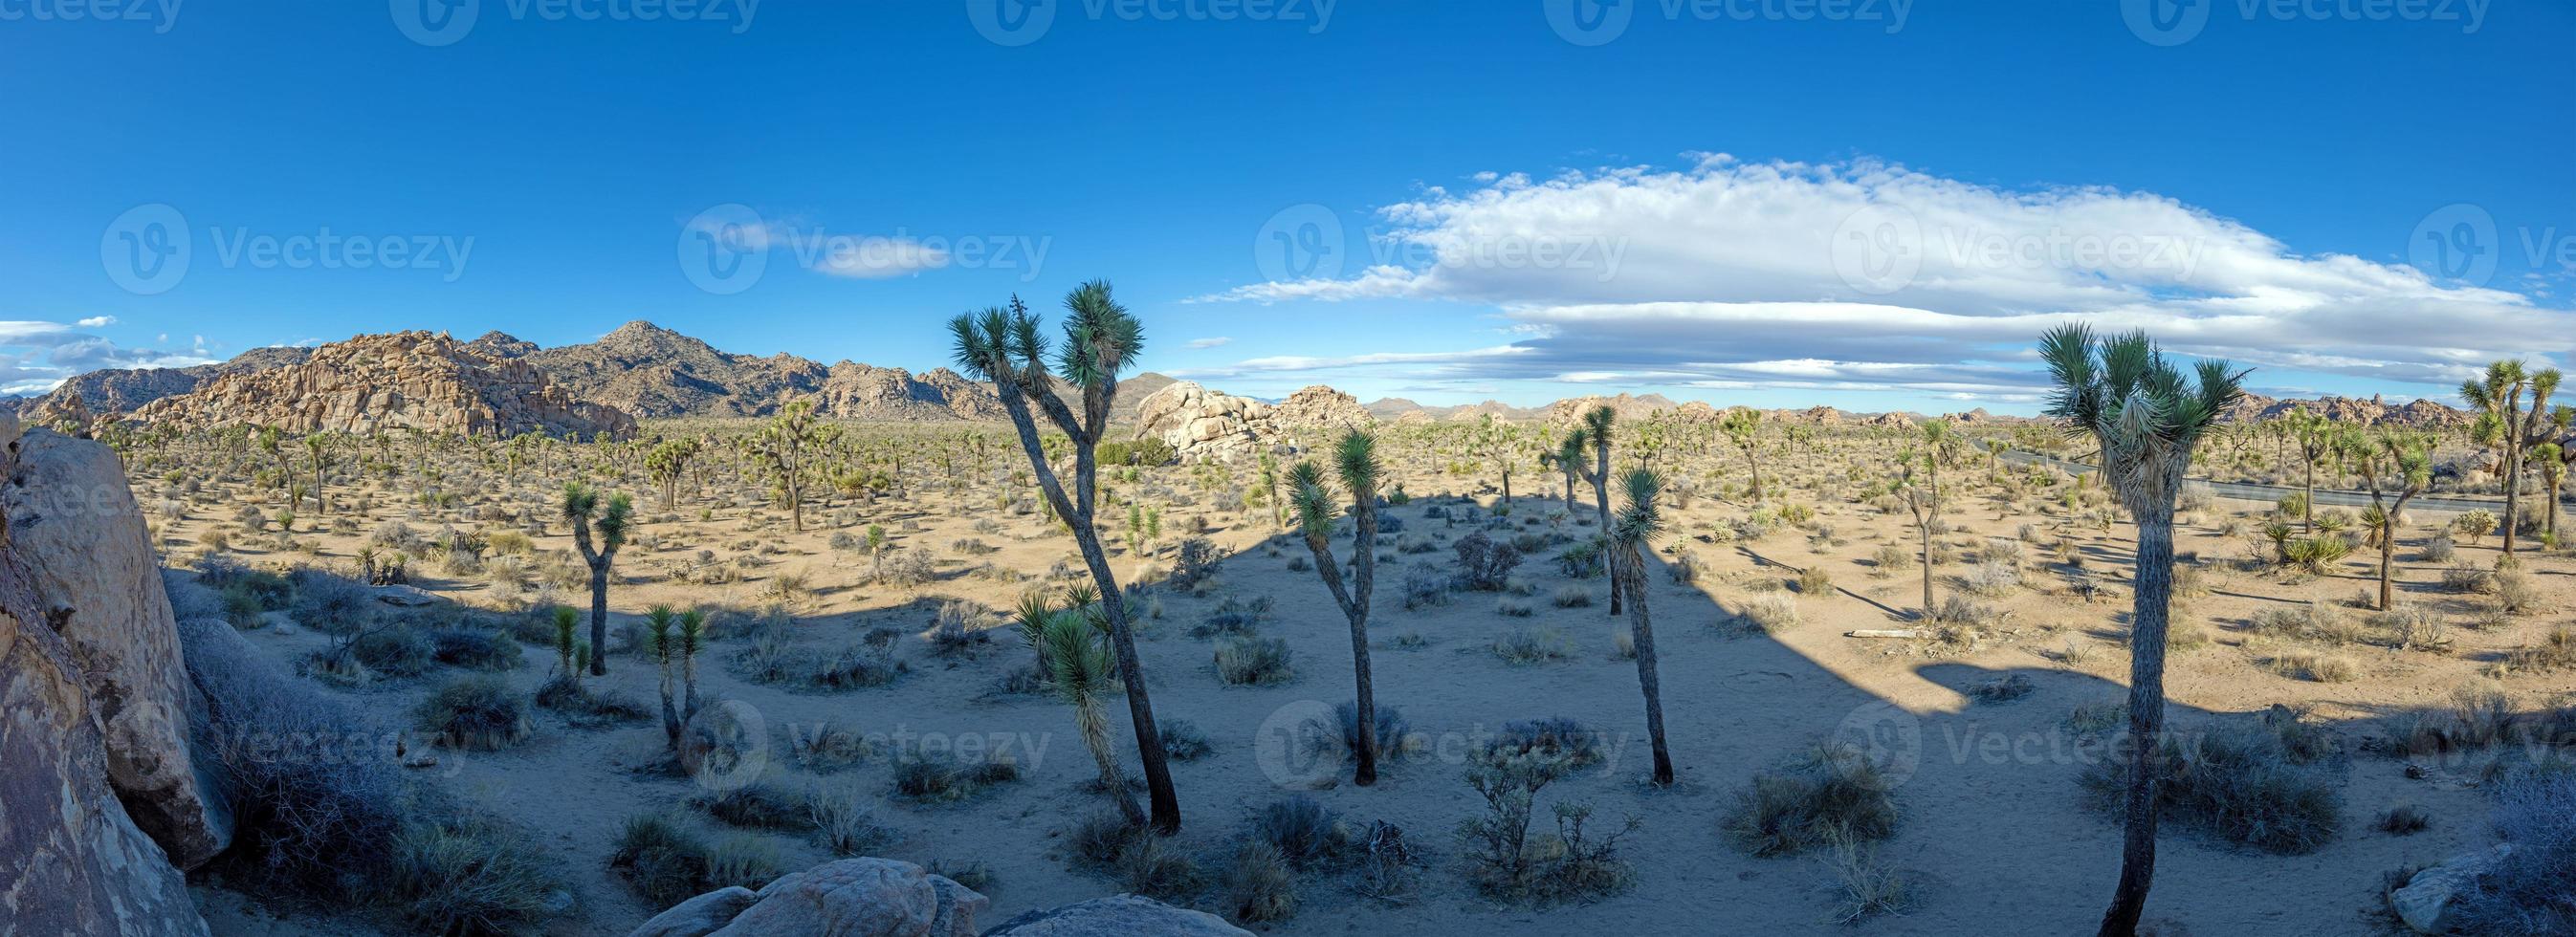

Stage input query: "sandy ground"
[{"left": 157, "top": 434, "right": 2572, "bottom": 937}]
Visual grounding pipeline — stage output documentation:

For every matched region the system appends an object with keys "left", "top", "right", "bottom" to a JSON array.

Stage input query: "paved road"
[{"left": 1999, "top": 451, "right": 2565, "bottom": 515}]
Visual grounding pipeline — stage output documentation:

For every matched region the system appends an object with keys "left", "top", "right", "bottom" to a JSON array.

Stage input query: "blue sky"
[{"left": 4, "top": 0, "right": 2569, "bottom": 413}]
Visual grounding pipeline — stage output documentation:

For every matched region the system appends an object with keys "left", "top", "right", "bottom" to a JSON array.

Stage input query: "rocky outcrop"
[
  {"left": 7, "top": 429, "right": 231, "bottom": 869},
  {"left": 1271, "top": 385, "right": 1372, "bottom": 430},
  {"left": 813, "top": 364, "right": 1007, "bottom": 422},
  {"left": 26, "top": 345, "right": 313, "bottom": 417},
  {"left": 1544, "top": 393, "right": 1680, "bottom": 426},
  {"left": 132, "top": 331, "right": 636, "bottom": 439},
  {"left": 0, "top": 425, "right": 213, "bottom": 935},
  {"left": 627, "top": 859, "right": 985, "bottom": 937},
  {"left": 981, "top": 895, "right": 1251, "bottom": 936},
  {"left": 2227, "top": 393, "right": 2473, "bottom": 429},
  {"left": 1132, "top": 381, "right": 1282, "bottom": 461},
  {"left": 465, "top": 330, "right": 539, "bottom": 360}
]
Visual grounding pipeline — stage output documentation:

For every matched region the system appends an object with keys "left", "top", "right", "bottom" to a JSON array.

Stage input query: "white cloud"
[
  {"left": 1185, "top": 337, "right": 1233, "bottom": 349},
  {"left": 0, "top": 318, "right": 217, "bottom": 398},
  {"left": 76, "top": 316, "right": 117, "bottom": 328},
  {"left": 1198, "top": 156, "right": 2572, "bottom": 403}
]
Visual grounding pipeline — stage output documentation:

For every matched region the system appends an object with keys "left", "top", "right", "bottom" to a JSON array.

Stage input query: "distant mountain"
[
  {"left": 25, "top": 345, "right": 314, "bottom": 416},
  {"left": 130, "top": 331, "right": 634, "bottom": 438},
  {"left": 1363, "top": 398, "right": 1546, "bottom": 422},
  {"left": 2224, "top": 393, "right": 2471, "bottom": 428}
]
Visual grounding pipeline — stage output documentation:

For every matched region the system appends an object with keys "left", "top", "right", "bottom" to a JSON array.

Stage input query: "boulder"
[
  {"left": 4, "top": 430, "right": 231, "bottom": 869},
  {"left": 627, "top": 885, "right": 758, "bottom": 937},
  {"left": 2390, "top": 843, "right": 2511, "bottom": 933},
  {"left": 0, "top": 434, "right": 210, "bottom": 935},
  {"left": 1132, "top": 381, "right": 1282, "bottom": 461},
  {"left": 980, "top": 895, "right": 1251, "bottom": 936},
  {"left": 630, "top": 859, "right": 986, "bottom": 937}
]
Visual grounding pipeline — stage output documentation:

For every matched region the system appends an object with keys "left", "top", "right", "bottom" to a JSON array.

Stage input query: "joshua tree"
[
  {"left": 950, "top": 280, "right": 1180, "bottom": 834},
  {"left": 1579, "top": 405, "right": 1621, "bottom": 615},
  {"left": 2285, "top": 410, "right": 2334, "bottom": 532},
  {"left": 561, "top": 481, "right": 633, "bottom": 677},
  {"left": 1474, "top": 414, "right": 1524, "bottom": 507},
  {"left": 2533, "top": 442, "right": 2567, "bottom": 545},
  {"left": 753, "top": 401, "right": 832, "bottom": 533},
  {"left": 302, "top": 432, "right": 335, "bottom": 514},
  {"left": 2460, "top": 360, "right": 2566, "bottom": 559},
  {"left": 2353, "top": 430, "right": 2433, "bottom": 612},
  {"left": 1606, "top": 467, "right": 1676, "bottom": 786},
  {"left": 2038, "top": 324, "right": 2247, "bottom": 937},
  {"left": 550, "top": 604, "right": 581, "bottom": 678},
  {"left": 1719, "top": 408, "right": 1765, "bottom": 502},
  {"left": 1920, "top": 418, "right": 1956, "bottom": 504},
  {"left": 647, "top": 605, "right": 682, "bottom": 748},
  {"left": 1894, "top": 450, "right": 1936, "bottom": 617},
  {"left": 1288, "top": 430, "right": 1383, "bottom": 786},
  {"left": 646, "top": 437, "right": 701, "bottom": 512},
  {"left": 1031, "top": 599, "right": 1146, "bottom": 826},
  {"left": 1551, "top": 428, "right": 1586, "bottom": 512},
  {"left": 1257, "top": 452, "right": 1286, "bottom": 530}
]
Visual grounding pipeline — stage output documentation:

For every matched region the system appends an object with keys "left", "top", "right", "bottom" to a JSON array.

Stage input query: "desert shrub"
[
  {"left": 349, "top": 625, "right": 435, "bottom": 677},
  {"left": 1551, "top": 584, "right": 1592, "bottom": 608},
  {"left": 389, "top": 817, "right": 564, "bottom": 936},
  {"left": 1116, "top": 836, "right": 1205, "bottom": 900},
  {"left": 873, "top": 549, "right": 937, "bottom": 588},
  {"left": 703, "top": 834, "right": 784, "bottom": 891},
  {"left": 1457, "top": 747, "right": 1638, "bottom": 904},
  {"left": 1554, "top": 539, "right": 1608, "bottom": 579},
  {"left": 609, "top": 813, "right": 714, "bottom": 906},
  {"left": 1399, "top": 566, "right": 1451, "bottom": 610},
  {"left": 1333, "top": 701, "right": 1410, "bottom": 762},
  {"left": 2376, "top": 804, "right": 2432, "bottom": 835},
  {"left": 1723, "top": 746, "right": 1900, "bottom": 858},
  {"left": 1824, "top": 838, "right": 1913, "bottom": 925},
  {"left": 1222, "top": 840, "right": 1298, "bottom": 924},
  {"left": 1740, "top": 593, "right": 1801, "bottom": 633},
  {"left": 892, "top": 756, "right": 1021, "bottom": 805},
  {"left": 1159, "top": 718, "right": 1215, "bottom": 761},
  {"left": 2418, "top": 534, "right": 2456, "bottom": 562},
  {"left": 533, "top": 676, "right": 650, "bottom": 728},
  {"left": 2447, "top": 772, "right": 2576, "bottom": 935},
  {"left": 806, "top": 783, "right": 894, "bottom": 856},
  {"left": 1451, "top": 532, "right": 1523, "bottom": 591},
  {"left": 1068, "top": 813, "right": 1142, "bottom": 869},
  {"left": 288, "top": 567, "right": 371, "bottom": 634},
  {"left": 1488, "top": 716, "right": 1604, "bottom": 773},
  {"left": 1095, "top": 437, "right": 1177, "bottom": 467},
  {"left": 2493, "top": 567, "right": 2541, "bottom": 614},
  {"left": 2367, "top": 604, "right": 2449, "bottom": 650},
  {"left": 1969, "top": 673, "right": 2035, "bottom": 704},
  {"left": 1214, "top": 636, "right": 1295, "bottom": 686},
  {"left": 2502, "top": 624, "right": 2576, "bottom": 673},
  {"left": 1249, "top": 795, "right": 1344, "bottom": 868},
  {"left": 418, "top": 676, "right": 531, "bottom": 751},
  {"left": 429, "top": 627, "right": 522, "bottom": 671},
  {"left": 2249, "top": 600, "right": 2358, "bottom": 644},
  {"left": 928, "top": 599, "right": 995, "bottom": 657},
  {"left": 1797, "top": 565, "right": 1834, "bottom": 596},
  {"left": 1495, "top": 597, "right": 1533, "bottom": 617},
  {"left": 2443, "top": 561, "right": 2497, "bottom": 594},
  {"left": 785, "top": 723, "right": 875, "bottom": 774},
  {"left": 927, "top": 860, "right": 995, "bottom": 892},
  {"left": 1192, "top": 593, "right": 1272, "bottom": 639},
  {"left": 1869, "top": 543, "right": 1914, "bottom": 576},
  {"left": 179, "top": 615, "right": 408, "bottom": 899},
  {"left": 694, "top": 781, "right": 811, "bottom": 831},
  {"left": 2268, "top": 650, "right": 2357, "bottom": 683},
  {"left": 1961, "top": 561, "right": 2018, "bottom": 597},
  {"left": 1169, "top": 535, "right": 1222, "bottom": 588},
  {"left": 1489, "top": 624, "right": 1575, "bottom": 665},
  {"left": 2080, "top": 720, "right": 2341, "bottom": 854}
]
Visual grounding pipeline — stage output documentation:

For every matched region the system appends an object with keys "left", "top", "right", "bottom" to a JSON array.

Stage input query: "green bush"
[
  {"left": 1095, "top": 437, "right": 1178, "bottom": 467},
  {"left": 419, "top": 676, "right": 531, "bottom": 751}
]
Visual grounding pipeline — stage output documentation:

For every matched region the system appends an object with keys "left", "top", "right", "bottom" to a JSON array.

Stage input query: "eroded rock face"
[
  {"left": 813, "top": 364, "right": 1008, "bottom": 422},
  {"left": 980, "top": 895, "right": 1251, "bottom": 937},
  {"left": 0, "top": 427, "right": 211, "bottom": 936},
  {"left": 627, "top": 859, "right": 985, "bottom": 937},
  {"left": 132, "top": 330, "right": 636, "bottom": 439},
  {"left": 1132, "top": 381, "right": 1282, "bottom": 461},
  {"left": 5, "top": 430, "right": 231, "bottom": 870},
  {"left": 1270, "top": 385, "right": 1372, "bottom": 430}
]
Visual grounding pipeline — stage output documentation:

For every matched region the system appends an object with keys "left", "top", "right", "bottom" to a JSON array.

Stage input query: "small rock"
[{"left": 2391, "top": 843, "right": 2511, "bottom": 933}]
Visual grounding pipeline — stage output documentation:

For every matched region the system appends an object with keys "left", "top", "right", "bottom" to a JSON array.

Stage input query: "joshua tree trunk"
[
  {"left": 587, "top": 562, "right": 610, "bottom": 676},
  {"left": 1618, "top": 544, "right": 1674, "bottom": 786},
  {"left": 2500, "top": 437, "right": 2522, "bottom": 557},
  {"left": 1592, "top": 458, "right": 1619, "bottom": 617},
  {"left": 2099, "top": 500, "right": 2175, "bottom": 937},
  {"left": 2376, "top": 515, "right": 2399, "bottom": 612},
  {"left": 656, "top": 661, "right": 680, "bottom": 749}
]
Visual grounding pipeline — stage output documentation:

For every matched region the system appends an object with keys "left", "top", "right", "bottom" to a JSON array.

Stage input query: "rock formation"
[
  {"left": 1132, "top": 381, "right": 1282, "bottom": 460},
  {"left": 812, "top": 363, "right": 1007, "bottom": 422},
  {"left": 132, "top": 331, "right": 636, "bottom": 439},
  {"left": 2226, "top": 392, "right": 2471, "bottom": 429},
  {"left": 0, "top": 420, "right": 216, "bottom": 936},
  {"left": 1544, "top": 392, "right": 1681, "bottom": 426},
  {"left": 627, "top": 858, "right": 985, "bottom": 937},
  {"left": 24, "top": 345, "right": 313, "bottom": 417},
  {"left": 1270, "top": 384, "right": 1373, "bottom": 429},
  {"left": 981, "top": 895, "right": 1252, "bottom": 936}
]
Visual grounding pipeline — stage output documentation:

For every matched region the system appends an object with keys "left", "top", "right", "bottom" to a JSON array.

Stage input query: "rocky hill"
[
  {"left": 131, "top": 331, "right": 637, "bottom": 438},
  {"left": 1272, "top": 384, "right": 1373, "bottom": 429},
  {"left": 25, "top": 345, "right": 314, "bottom": 417},
  {"left": 2225, "top": 392, "right": 2471, "bottom": 428}
]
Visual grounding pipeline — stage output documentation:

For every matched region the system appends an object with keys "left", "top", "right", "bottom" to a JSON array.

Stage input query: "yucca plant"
[
  {"left": 646, "top": 605, "right": 680, "bottom": 749},
  {"left": 1287, "top": 429, "right": 1384, "bottom": 786},
  {"left": 1032, "top": 601, "right": 1143, "bottom": 826},
  {"left": 2038, "top": 324, "right": 2248, "bottom": 937},
  {"left": 1606, "top": 468, "right": 1675, "bottom": 787},
  {"left": 676, "top": 608, "right": 705, "bottom": 721}
]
